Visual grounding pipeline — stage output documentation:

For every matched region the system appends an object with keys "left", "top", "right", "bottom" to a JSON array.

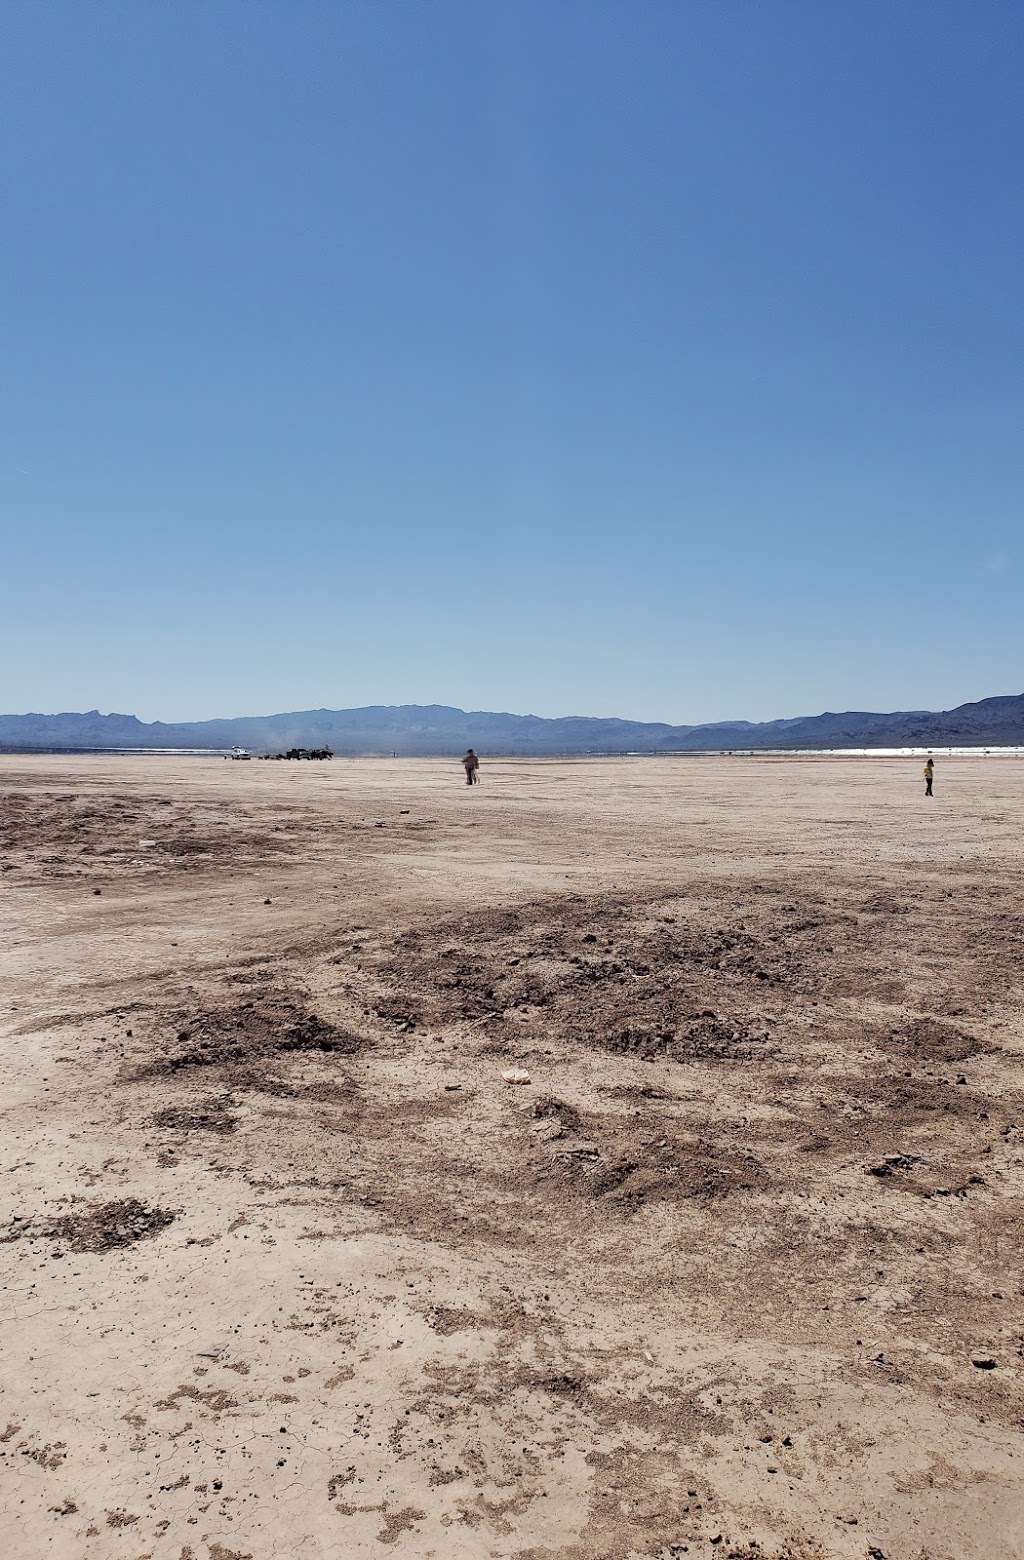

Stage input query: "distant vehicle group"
[{"left": 262, "top": 747, "right": 333, "bottom": 761}]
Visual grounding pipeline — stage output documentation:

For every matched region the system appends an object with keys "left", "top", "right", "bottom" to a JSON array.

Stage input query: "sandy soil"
[{"left": 1, "top": 752, "right": 1023, "bottom": 1560}]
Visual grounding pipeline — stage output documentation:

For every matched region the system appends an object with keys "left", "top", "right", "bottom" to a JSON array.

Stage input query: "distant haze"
[{"left": 2, "top": 694, "right": 1023, "bottom": 755}]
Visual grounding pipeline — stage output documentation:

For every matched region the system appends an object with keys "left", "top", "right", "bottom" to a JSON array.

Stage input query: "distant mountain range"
[{"left": 1, "top": 694, "right": 1023, "bottom": 754}]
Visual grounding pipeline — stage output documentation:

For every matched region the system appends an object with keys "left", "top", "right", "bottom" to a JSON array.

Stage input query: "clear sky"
[{"left": 2, "top": 1, "right": 1021, "bottom": 725}]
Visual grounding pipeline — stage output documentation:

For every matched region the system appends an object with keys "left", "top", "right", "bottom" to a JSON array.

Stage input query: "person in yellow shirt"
[{"left": 923, "top": 757, "right": 934, "bottom": 797}]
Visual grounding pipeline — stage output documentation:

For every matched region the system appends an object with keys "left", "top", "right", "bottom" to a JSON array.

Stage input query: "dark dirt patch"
[
  {"left": 209, "top": 1070, "right": 359, "bottom": 1104},
  {"left": 0, "top": 789, "right": 293, "bottom": 881},
  {"left": 61, "top": 1198, "right": 176, "bottom": 1252},
  {"left": 377, "top": 1505, "right": 426, "bottom": 1544},
  {"left": 891, "top": 1017, "right": 993, "bottom": 1063},
  {"left": 2, "top": 1198, "right": 175, "bottom": 1253},
  {"left": 720, "top": 1544, "right": 830, "bottom": 1560},
  {"left": 858, "top": 1072, "right": 990, "bottom": 1122},
  {"left": 599, "top": 1081, "right": 677, "bottom": 1101},
  {"left": 538, "top": 1373, "right": 585, "bottom": 1396},
  {"left": 547, "top": 1129, "right": 770, "bottom": 1206},
  {"left": 531, "top": 1095, "right": 584, "bottom": 1133},
  {"left": 160, "top": 833, "right": 290, "bottom": 859},
  {"left": 866, "top": 1153, "right": 922, "bottom": 1177},
  {"left": 373, "top": 995, "right": 420, "bottom": 1027},
  {"left": 151, "top": 1097, "right": 239, "bottom": 1134},
  {"left": 137, "top": 996, "right": 367, "bottom": 1079},
  {"left": 806, "top": 1070, "right": 997, "bottom": 1147},
  {"left": 363, "top": 892, "right": 824, "bottom": 1064},
  {"left": 426, "top": 1306, "right": 488, "bottom": 1336},
  {"left": 153, "top": 1384, "right": 240, "bottom": 1414},
  {"left": 596, "top": 1012, "right": 776, "bottom": 1063},
  {"left": 861, "top": 891, "right": 912, "bottom": 915}
]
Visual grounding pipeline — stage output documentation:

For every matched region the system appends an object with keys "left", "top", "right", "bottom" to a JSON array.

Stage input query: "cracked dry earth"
[{"left": 2, "top": 754, "right": 1023, "bottom": 1560}]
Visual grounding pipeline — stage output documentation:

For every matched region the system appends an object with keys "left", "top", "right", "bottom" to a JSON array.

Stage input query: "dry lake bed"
[{"left": 1, "top": 753, "right": 1023, "bottom": 1560}]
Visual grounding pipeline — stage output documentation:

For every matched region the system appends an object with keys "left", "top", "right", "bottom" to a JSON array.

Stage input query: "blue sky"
[{"left": 2, "top": 1, "right": 1021, "bottom": 724}]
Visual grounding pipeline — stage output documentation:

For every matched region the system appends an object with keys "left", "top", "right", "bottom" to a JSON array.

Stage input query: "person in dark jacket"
[{"left": 462, "top": 749, "right": 480, "bottom": 785}]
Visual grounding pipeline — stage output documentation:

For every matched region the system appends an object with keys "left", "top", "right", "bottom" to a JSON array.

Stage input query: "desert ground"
[{"left": 1, "top": 752, "right": 1022, "bottom": 1560}]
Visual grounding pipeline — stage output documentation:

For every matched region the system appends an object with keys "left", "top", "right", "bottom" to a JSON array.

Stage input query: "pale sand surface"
[{"left": 1, "top": 753, "right": 1022, "bottom": 1560}]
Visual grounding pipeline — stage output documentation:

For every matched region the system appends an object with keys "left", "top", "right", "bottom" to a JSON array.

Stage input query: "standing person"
[
  {"left": 923, "top": 757, "right": 934, "bottom": 797},
  {"left": 462, "top": 749, "right": 480, "bottom": 786}
]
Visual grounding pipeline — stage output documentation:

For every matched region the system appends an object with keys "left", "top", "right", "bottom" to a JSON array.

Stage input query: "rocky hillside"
[{"left": 2, "top": 693, "right": 1023, "bottom": 754}]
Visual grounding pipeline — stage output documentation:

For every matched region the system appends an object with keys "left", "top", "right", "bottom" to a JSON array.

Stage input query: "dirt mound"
[
  {"left": 593, "top": 1137, "right": 768, "bottom": 1204},
  {"left": 531, "top": 1095, "right": 583, "bottom": 1133},
  {"left": 548, "top": 1129, "right": 770, "bottom": 1207},
  {"left": 597, "top": 1011, "right": 775, "bottom": 1063},
  {"left": 718, "top": 1544, "right": 831, "bottom": 1560},
  {"left": 861, "top": 891, "right": 912, "bottom": 915},
  {"left": 518, "top": 1074, "right": 771, "bottom": 1214},
  {"left": 373, "top": 995, "right": 420, "bottom": 1026},
  {"left": 537, "top": 1372, "right": 585, "bottom": 1397},
  {"left": 366, "top": 892, "right": 815, "bottom": 1064},
  {"left": 839, "top": 1071, "right": 982, "bottom": 1125},
  {"left": 151, "top": 1097, "right": 238, "bottom": 1134},
  {"left": 3, "top": 1198, "right": 175, "bottom": 1253},
  {"left": 599, "top": 1082, "right": 675, "bottom": 1101},
  {"left": 139, "top": 997, "right": 366, "bottom": 1078},
  {"left": 892, "top": 1017, "right": 991, "bottom": 1063}
]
